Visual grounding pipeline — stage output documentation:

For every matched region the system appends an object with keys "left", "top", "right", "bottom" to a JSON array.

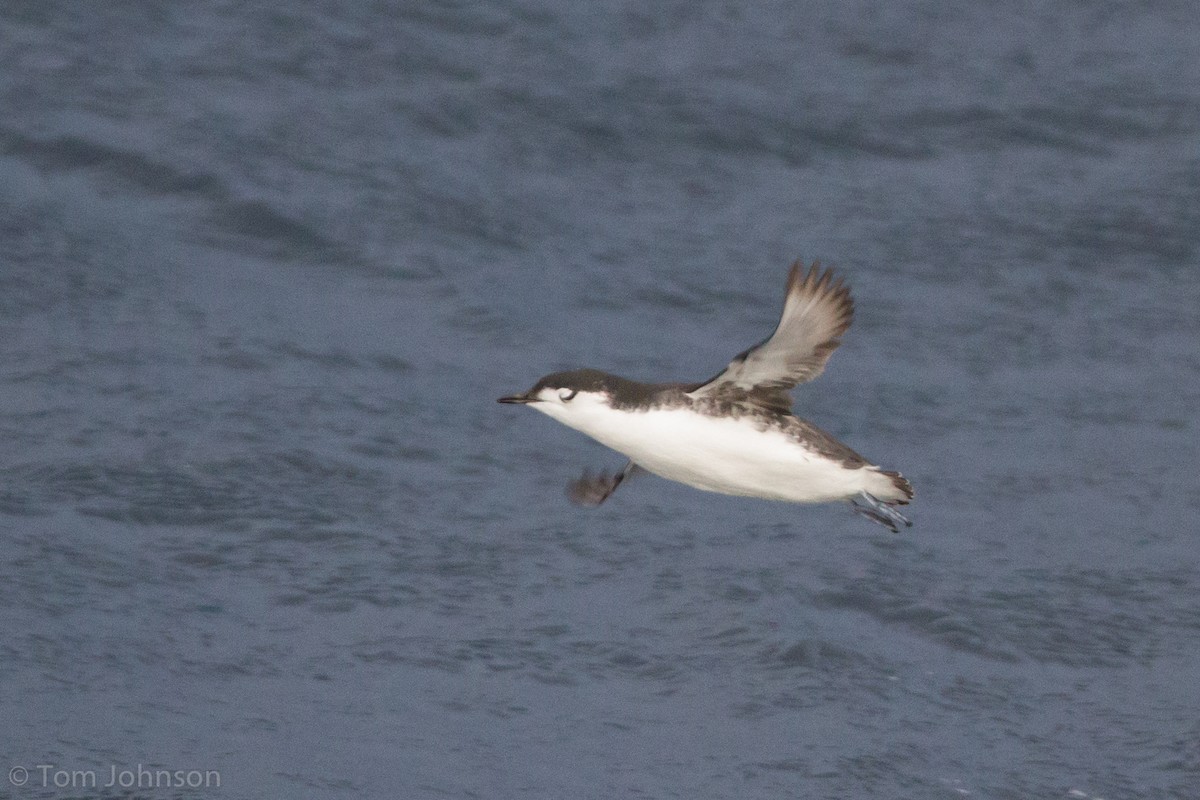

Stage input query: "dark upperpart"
[{"left": 499, "top": 368, "right": 696, "bottom": 408}]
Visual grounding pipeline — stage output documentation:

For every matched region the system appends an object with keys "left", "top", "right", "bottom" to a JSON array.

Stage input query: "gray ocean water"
[{"left": 2, "top": 2, "right": 1199, "bottom": 798}]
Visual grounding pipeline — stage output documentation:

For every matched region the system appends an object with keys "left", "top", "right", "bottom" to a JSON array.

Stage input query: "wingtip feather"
[{"left": 787, "top": 258, "right": 854, "bottom": 334}]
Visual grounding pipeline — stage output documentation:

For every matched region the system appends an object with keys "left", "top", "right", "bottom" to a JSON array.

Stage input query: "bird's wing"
[
  {"left": 687, "top": 261, "right": 853, "bottom": 413},
  {"left": 566, "top": 461, "right": 642, "bottom": 507}
]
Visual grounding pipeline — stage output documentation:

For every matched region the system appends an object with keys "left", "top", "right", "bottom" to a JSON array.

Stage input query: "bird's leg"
[
  {"left": 849, "top": 491, "right": 912, "bottom": 533},
  {"left": 567, "top": 461, "right": 641, "bottom": 507}
]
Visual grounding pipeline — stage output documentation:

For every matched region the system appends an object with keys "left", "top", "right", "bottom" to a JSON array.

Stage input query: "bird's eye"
[{"left": 558, "top": 388, "right": 577, "bottom": 402}]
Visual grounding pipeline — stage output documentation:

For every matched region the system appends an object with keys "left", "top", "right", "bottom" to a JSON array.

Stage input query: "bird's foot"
[{"left": 849, "top": 491, "right": 912, "bottom": 533}]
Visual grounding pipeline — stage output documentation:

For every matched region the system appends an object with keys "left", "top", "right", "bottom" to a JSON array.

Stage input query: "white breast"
[{"left": 534, "top": 399, "right": 893, "bottom": 504}]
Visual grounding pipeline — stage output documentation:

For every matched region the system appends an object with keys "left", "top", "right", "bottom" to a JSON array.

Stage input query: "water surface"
[{"left": 2, "top": 2, "right": 1199, "bottom": 798}]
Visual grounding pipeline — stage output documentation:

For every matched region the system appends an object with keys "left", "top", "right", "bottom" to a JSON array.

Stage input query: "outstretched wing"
[{"left": 688, "top": 261, "right": 853, "bottom": 413}]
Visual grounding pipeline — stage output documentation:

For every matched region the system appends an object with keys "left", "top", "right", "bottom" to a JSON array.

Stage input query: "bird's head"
[{"left": 497, "top": 369, "right": 616, "bottom": 423}]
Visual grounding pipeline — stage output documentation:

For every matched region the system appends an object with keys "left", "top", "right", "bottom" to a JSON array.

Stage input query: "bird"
[{"left": 497, "top": 260, "right": 913, "bottom": 531}]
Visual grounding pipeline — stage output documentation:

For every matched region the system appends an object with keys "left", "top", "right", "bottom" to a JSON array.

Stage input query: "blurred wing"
[
  {"left": 566, "top": 461, "right": 642, "bottom": 507},
  {"left": 688, "top": 261, "right": 853, "bottom": 412}
]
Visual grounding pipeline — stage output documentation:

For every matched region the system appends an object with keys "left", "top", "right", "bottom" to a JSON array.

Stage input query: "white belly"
[{"left": 536, "top": 404, "right": 894, "bottom": 504}]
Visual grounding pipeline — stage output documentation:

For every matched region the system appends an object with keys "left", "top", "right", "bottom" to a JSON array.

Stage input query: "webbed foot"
[{"left": 849, "top": 491, "right": 912, "bottom": 533}]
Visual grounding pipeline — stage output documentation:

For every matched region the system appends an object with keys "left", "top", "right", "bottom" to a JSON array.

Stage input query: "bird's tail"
[{"left": 879, "top": 470, "right": 914, "bottom": 504}]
